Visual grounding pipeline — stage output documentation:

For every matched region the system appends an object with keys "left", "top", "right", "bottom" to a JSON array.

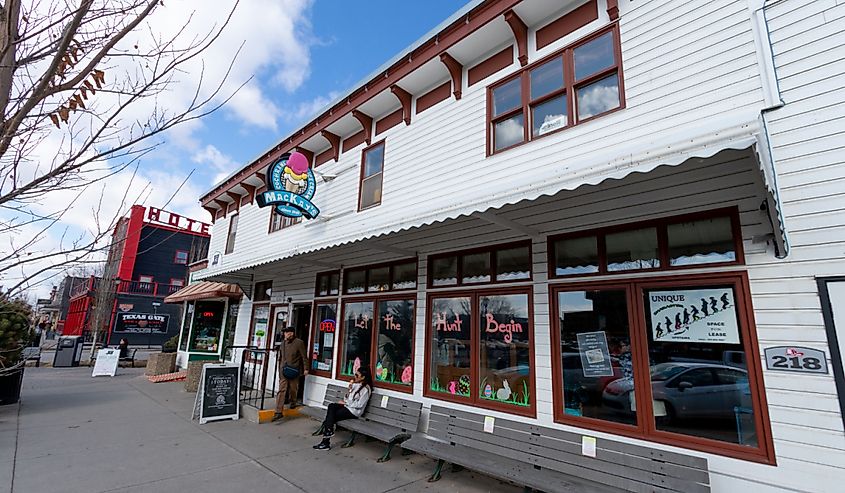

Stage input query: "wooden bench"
[
  {"left": 119, "top": 348, "right": 138, "bottom": 367},
  {"left": 402, "top": 405, "right": 710, "bottom": 493},
  {"left": 301, "top": 383, "right": 423, "bottom": 462}
]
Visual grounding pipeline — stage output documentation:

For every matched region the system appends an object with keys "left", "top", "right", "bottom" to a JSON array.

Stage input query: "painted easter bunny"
[{"left": 496, "top": 380, "right": 512, "bottom": 401}]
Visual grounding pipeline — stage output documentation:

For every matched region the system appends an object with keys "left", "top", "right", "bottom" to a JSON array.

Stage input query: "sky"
[{"left": 6, "top": 0, "right": 468, "bottom": 298}]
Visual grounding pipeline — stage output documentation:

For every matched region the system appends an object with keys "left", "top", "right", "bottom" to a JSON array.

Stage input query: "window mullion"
[
  {"left": 564, "top": 48, "right": 576, "bottom": 129},
  {"left": 627, "top": 283, "right": 655, "bottom": 435}
]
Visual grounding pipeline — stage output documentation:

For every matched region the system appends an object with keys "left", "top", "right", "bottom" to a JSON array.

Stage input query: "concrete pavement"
[{"left": 1, "top": 367, "right": 520, "bottom": 493}]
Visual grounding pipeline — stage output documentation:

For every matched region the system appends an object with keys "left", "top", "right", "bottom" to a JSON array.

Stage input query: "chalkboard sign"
[{"left": 194, "top": 363, "right": 240, "bottom": 424}]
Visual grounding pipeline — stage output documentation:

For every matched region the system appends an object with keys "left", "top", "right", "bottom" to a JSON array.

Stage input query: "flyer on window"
[{"left": 647, "top": 287, "right": 740, "bottom": 344}]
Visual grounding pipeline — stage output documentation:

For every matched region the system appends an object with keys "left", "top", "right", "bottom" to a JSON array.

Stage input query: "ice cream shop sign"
[{"left": 256, "top": 151, "right": 320, "bottom": 219}]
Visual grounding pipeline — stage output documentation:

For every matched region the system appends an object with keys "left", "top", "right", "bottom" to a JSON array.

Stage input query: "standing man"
[{"left": 274, "top": 326, "right": 308, "bottom": 421}]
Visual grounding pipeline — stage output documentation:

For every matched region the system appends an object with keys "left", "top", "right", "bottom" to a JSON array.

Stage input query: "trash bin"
[{"left": 53, "top": 336, "right": 84, "bottom": 367}]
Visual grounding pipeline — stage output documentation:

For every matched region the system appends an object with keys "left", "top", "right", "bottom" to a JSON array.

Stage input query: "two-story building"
[
  {"left": 194, "top": 1, "right": 845, "bottom": 490},
  {"left": 64, "top": 204, "right": 210, "bottom": 345}
]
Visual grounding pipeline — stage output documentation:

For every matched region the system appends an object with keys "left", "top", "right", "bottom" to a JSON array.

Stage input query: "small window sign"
[{"left": 764, "top": 346, "right": 828, "bottom": 374}]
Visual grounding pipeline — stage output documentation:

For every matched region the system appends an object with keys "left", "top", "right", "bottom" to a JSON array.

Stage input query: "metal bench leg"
[
  {"left": 428, "top": 459, "right": 445, "bottom": 482},
  {"left": 401, "top": 448, "right": 413, "bottom": 456},
  {"left": 377, "top": 441, "right": 398, "bottom": 463},
  {"left": 341, "top": 431, "right": 358, "bottom": 448},
  {"left": 312, "top": 424, "right": 325, "bottom": 436}
]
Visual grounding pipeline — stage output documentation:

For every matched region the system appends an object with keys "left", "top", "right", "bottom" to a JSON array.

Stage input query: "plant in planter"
[
  {"left": 0, "top": 296, "right": 34, "bottom": 405},
  {"left": 162, "top": 335, "right": 179, "bottom": 353}
]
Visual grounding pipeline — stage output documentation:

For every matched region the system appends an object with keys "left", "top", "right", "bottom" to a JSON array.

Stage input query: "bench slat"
[{"left": 430, "top": 405, "right": 708, "bottom": 471}]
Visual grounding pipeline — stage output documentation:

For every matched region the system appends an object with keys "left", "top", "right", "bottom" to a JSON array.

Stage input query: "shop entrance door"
[{"left": 291, "top": 303, "right": 312, "bottom": 405}]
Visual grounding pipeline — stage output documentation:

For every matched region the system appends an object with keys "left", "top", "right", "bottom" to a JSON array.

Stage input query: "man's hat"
[{"left": 283, "top": 326, "right": 296, "bottom": 333}]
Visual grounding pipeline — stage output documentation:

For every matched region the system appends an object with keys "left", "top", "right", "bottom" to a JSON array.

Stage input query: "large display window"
[
  {"left": 188, "top": 300, "right": 226, "bottom": 352},
  {"left": 336, "top": 296, "right": 416, "bottom": 392},
  {"left": 425, "top": 288, "right": 535, "bottom": 416},
  {"left": 309, "top": 303, "right": 337, "bottom": 377},
  {"left": 550, "top": 273, "right": 774, "bottom": 463}
]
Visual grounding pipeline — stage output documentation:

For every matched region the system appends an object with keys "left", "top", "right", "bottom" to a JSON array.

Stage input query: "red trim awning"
[{"left": 164, "top": 281, "right": 242, "bottom": 304}]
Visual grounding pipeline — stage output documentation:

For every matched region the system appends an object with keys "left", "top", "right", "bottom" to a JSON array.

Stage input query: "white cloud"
[
  {"left": 284, "top": 90, "right": 340, "bottom": 125},
  {"left": 192, "top": 144, "right": 239, "bottom": 185}
]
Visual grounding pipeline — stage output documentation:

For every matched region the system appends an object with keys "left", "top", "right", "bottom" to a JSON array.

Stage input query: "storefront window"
[
  {"left": 668, "top": 216, "right": 735, "bottom": 266},
  {"left": 554, "top": 236, "right": 599, "bottom": 275},
  {"left": 557, "top": 289, "right": 635, "bottom": 425},
  {"left": 340, "top": 302, "right": 373, "bottom": 377},
  {"left": 606, "top": 227, "right": 659, "bottom": 272},
  {"left": 311, "top": 303, "right": 337, "bottom": 375},
  {"left": 643, "top": 285, "right": 756, "bottom": 446},
  {"left": 429, "top": 296, "right": 472, "bottom": 398},
  {"left": 462, "top": 252, "right": 491, "bottom": 284},
  {"left": 316, "top": 272, "right": 339, "bottom": 297},
  {"left": 342, "top": 261, "right": 417, "bottom": 294},
  {"left": 344, "top": 269, "right": 366, "bottom": 294},
  {"left": 179, "top": 302, "right": 193, "bottom": 351},
  {"left": 375, "top": 299, "right": 415, "bottom": 386},
  {"left": 368, "top": 266, "right": 390, "bottom": 292},
  {"left": 189, "top": 300, "right": 225, "bottom": 352},
  {"left": 431, "top": 256, "right": 458, "bottom": 287},
  {"left": 478, "top": 293, "right": 531, "bottom": 408},
  {"left": 392, "top": 262, "right": 417, "bottom": 290},
  {"left": 496, "top": 245, "right": 531, "bottom": 281}
]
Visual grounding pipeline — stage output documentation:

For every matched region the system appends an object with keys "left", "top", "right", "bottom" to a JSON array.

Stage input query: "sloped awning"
[
  {"left": 197, "top": 111, "right": 788, "bottom": 281},
  {"left": 163, "top": 281, "right": 243, "bottom": 304}
]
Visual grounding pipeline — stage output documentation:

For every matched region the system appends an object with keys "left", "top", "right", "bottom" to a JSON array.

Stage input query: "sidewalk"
[{"left": 1, "top": 367, "right": 520, "bottom": 493}]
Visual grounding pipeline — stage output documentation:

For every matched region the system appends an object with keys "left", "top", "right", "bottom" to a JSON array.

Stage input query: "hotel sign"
[{"left": 147, "top": 207, "right": 210, "bottom": 234}]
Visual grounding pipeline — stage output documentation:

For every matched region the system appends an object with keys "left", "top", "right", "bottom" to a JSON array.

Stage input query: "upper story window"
[
  {"left": 549, "top": 208, "right": 742, "bottom": 279},
  {"left": 174, "top": 250, "right": 189, "bottom": 265},
  {"left": 343, "top": 259, "right": 416, "bottom": 295},
  {"left": 428, "top": 242, "right": 532, "bottom": 288},
  {"left": 359, "top": 141, "right": 385, "bottom": 210},
  {"left": 269, "top": 210, "right": 301, "bottom": 233},
  {"left": 488, "top": 25, "right": 623, "bottom": 154},
  {"left": 225, "top": 214, "right": 238, "bottom": 254}
]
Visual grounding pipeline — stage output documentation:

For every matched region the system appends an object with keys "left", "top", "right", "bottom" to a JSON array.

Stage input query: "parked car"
[{"left": 602, "top": 362, "right": 750, "bottom": 420}]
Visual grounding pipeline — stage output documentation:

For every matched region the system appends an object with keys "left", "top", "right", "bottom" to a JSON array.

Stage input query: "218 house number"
[
  {"left": 764, "top": 346, "right": 829, "bottom": 374},
  {"left": 769, "top": 355, "right": 822, "bottom": 370}
]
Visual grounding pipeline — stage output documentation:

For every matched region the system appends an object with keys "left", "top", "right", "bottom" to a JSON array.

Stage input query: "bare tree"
[{"left": 0, "top": 0, "right": 243, "bottom": 296}]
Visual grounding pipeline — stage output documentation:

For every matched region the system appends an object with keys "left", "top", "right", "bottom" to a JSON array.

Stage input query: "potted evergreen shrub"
[
  {"left": 162, "top": 335, "right": 179, "bottom": 353},
  {"left": 0, "top": 296, "right": 34, "bottom": 405}
]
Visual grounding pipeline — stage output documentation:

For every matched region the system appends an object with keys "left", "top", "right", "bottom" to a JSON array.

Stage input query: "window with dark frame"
[
  {"left": 425, "top": 288, "right": 535, "bottom": 416},
  {"left": 225, "top": 214, "right": 238, "bottom": 254},
  {"left": 170, "top": 278, "right": 185, "bottom": 287},
  {"left": 549, "top": 209, "right": 742, "bottom": 279},
  {"left": 336, "top": 296, "right": 416, "bottom": 391},
  {"left": 269, "top": 210, "right": 302, "bottom": 233},
  {"left": 359, "top": 141, "right": 385, "bottom": 210},
  {"left": 550, "top": 273, "right": 774, "bottom": 463},
  {"left": 253, "top": 280, "right": 272, "bottom": 302},
  {"left": 428, "top": 242, "right": 532, "bottom": 289},
  {"left": 174, "top": 250, "right": 189, "bottom": 265},
  {"left": 342, "top": 260, "right": 417, "bottom": 295},
  {"left": 310, "top": 302, "right": 337, "bottom": 377},
  {"left": 315, "top": 271, "right": 340, "bottom": 298},
  {"left": 488, "top": 25, "right": 623, "bottom": 154}
]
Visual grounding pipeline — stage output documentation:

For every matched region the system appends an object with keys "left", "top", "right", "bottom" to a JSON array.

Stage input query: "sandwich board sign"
[
  {"left": 192, "top": 363, "right": 240, "bottom": 424},
  {"left": 91, "top": 348, "right": 120, "bottom": 377}
]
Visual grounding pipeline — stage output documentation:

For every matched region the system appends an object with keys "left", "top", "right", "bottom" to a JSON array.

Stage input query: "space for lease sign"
[{"left": 647, "top": 287, "right": 740, "bottom": 344}]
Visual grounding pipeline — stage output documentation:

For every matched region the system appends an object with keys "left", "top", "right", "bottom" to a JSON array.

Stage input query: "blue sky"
[{"left": 186, "top": 0, "right": 467, "bottom": 200}]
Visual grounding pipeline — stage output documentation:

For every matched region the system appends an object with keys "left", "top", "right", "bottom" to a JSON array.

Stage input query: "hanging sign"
[
  {"left": 91, "top": 348, "right": 120, "bottom": 377},
  {"left": 194, "top": 363, "right": 240, "bottom": 424},
  {"left": 255, "top": 151, "right": 319, "bottom": 219},
  {"left": 764, "top": 346, "right": 828, "bottom": 374},
  {"left": 576, "top": 331, "right": 613, "bottom": 377},
  {"left": 646, "top": 287, "right": 740, "bottom": 344}
]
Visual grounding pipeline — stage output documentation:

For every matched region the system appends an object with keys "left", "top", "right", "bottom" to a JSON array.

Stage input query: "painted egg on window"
[
  {"left": 484, "top": 384, "right": 493, "bottom": 398},
  {"left": 353, "top": 357, "right": 361, "bottom": 375},
  {"left": 401, "top": 366, "right": 413, "bottom": 384},
  {"left": 376, "top": 362, "right": 384, "bottom": 380},
  {"left": 459, "top": 375, "right": 470, "bottom": 395}
]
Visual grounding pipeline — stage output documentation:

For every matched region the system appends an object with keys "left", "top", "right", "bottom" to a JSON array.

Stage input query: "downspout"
[{"left": 748, "top": 0, "right": 789, "bottom": 259}]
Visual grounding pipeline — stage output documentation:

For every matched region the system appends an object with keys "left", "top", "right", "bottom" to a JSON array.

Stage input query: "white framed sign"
[
  {"left": 193, "top": 363, "right": 240, "bottom": 425},
  {"left": 92, "top": 348, "right": 120, "bottom": 377},
  {"left": 647, "top": 287, "right": 740, "bottom": 344}
]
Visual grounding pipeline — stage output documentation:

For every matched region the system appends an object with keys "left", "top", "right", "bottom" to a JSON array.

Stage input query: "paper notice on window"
[
  {"left": 324, "top": 332, "right": 334, "bottom": 348},
  {"left": 581, "top": 436, "right": 597, "bottom": 458},
  {"left": 380, "top": 395, "right": 389, "bottom": 408},
  {"left": 483, "top": 416, "right": 495, "bottom": 433}
]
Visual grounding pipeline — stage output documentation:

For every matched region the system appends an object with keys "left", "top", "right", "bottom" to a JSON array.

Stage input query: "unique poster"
[
  {"left": 576, "top": 331, "right": 613, "bottom": 377},
  {"left": 91, "top": 348, "right": 119, "bottom": 377},
  {"left": 647, "top": 288, "right": 740, "bottom": 344},
  {"left": 114, "top": 313, "right": 169, "bottom": 333}
]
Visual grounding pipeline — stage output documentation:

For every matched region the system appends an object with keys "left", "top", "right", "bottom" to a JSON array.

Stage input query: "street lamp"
[{"left": 150, "top": 301, "right": 161, "bottom": 349}]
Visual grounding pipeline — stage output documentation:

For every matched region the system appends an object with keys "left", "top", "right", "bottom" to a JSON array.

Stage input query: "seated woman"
[
  {"left": 118, "top": 338, "right": 129, "bottom": 359},
  {"left": 313, "top": 367, "right": 373, "bottom": 450}
]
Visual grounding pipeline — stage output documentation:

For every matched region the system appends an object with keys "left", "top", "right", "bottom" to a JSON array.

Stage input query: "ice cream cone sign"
[
  {"left": 283, "top": 152, "right": 309, "bottom": 194},
  {"left": 255, "top": 151, "right": 321, "bottom": 219}
]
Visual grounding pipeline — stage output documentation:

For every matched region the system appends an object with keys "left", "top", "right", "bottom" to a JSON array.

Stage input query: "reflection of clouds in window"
[
  {"left": 577, "top": 75, "right": 619, "bottom": 120},
  {"left": 574, "top": 32, "right": 614, "bottom": 80},
  {"left": 494, "top": 114, "right": 524, "bottom": 150}
]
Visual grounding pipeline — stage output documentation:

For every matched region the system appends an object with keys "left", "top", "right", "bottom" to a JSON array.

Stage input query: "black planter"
[{"left": 0, "top": 365, "right": 24, "bottom": 405}]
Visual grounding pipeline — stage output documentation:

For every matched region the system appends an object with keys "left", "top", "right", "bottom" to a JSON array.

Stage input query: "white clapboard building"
[{"left": 193, "top": 1, "right": 845, "bottom": 491}]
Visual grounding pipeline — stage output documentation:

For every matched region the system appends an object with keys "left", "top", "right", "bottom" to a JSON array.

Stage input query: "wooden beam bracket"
[
  {"left": 504, "top": 10, "right": 528, "bottom": 66},
  {"left": 351, "top": 110, "right": 374, "bottom": 145},
  {"left": 213, "top": 199, "right": 229, "bottom": 218},
  {"left": 439, "top": 53, "right": 463, "bottom": 100},
  {"left": 321, "top": 130, "right": 341, "bottom": 162},
  {"left": 607, "top": 0, "right": 619, "bottom": 20},
  {"left": 390, "top": 85, "right": 413, "bottom": 125}
]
